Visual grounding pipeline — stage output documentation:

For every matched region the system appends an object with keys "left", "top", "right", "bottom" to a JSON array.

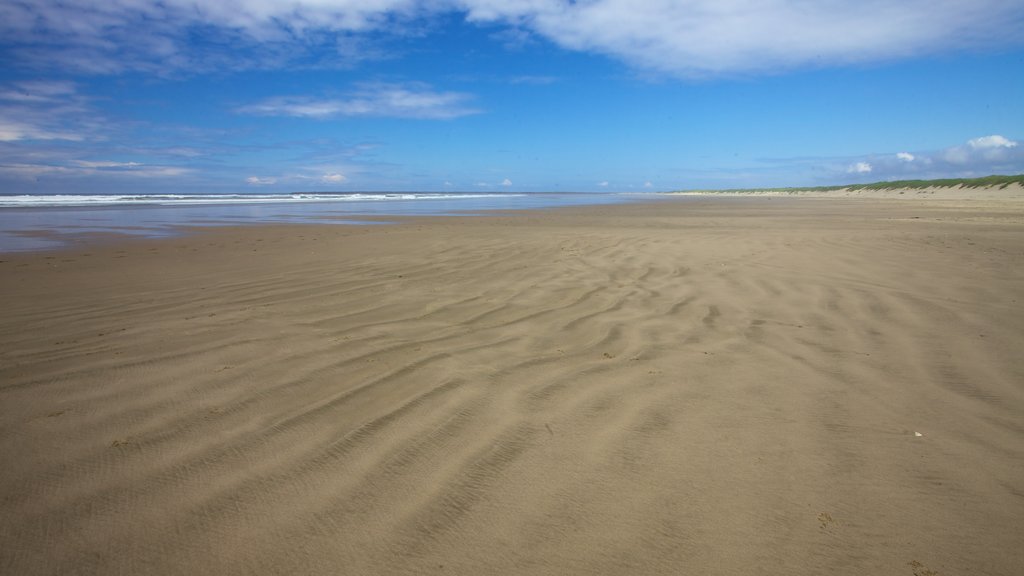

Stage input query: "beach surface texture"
[{"left": 2, "top": 194, "right": 1023, "bottom": 575}]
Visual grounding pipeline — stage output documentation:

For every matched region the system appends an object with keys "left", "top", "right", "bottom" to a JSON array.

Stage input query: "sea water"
[{"left": 0, "top": 192, "right": 649, "bottom": 252}]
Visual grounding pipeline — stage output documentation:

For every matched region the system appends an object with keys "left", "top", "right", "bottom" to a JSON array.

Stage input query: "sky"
[{"left": 1, "top": 0, "right": 1023, "bottom": 194}]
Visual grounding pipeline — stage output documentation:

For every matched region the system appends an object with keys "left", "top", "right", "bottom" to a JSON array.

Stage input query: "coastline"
[
  {"left": 0, "top": 191, "right": 646, "bottom": 253},
  {"left": 2, "top": 195, "right": 1023, "bottom": 575},
  {"left": 668, "top": 182, "right": 1024, "bottom": 202}
]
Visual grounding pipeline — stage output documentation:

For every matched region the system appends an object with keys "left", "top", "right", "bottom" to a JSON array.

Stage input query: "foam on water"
[
  {"left": 0, "top": 192, "right": 525, "bottom": 208},
  {"left": 0, "top": 191, "right": 654, "bottom": 252}
]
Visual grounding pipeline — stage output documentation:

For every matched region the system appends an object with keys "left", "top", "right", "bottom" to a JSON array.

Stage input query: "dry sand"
[{"left": 2, "top": 195, "right": 1023, "bottom": 575}]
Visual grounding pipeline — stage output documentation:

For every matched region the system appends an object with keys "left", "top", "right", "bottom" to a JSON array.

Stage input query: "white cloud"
[
  {"left": 0, "top": 1, "right": 424, "bottom": 74},
  {"left": 126, "top": 166, "right": 190, "bottom": 178},
  {"left": 968, "top": 135, "right": 1018, "bottom": 149},
  {"left": 644, "top": 181, "right": 653, "bottom": 188},
  {"left": 271, "top": 162, "right": 362, "bottom": 186},
  {"left": 826, "top": 134, "right": 1024, "bottom": 182},
  {"left": 501, "top": 178, "right": 512, "bottom": 186},
  {"left": 598, "top": 180, "right": 609, "bottom": 187},
  {"left": 0, "top": 80, "right": 98, "bottom": 142},
  {"left": 0, "top": 161, "right": 188, "bottom": 180},
  {"left": 240, "top": 83, "right": 480, "bottom": 120},
  {"left": 943, "top": 134, "right": 1021, "bottom": 166},
  {"left": 3, "top": 1, "right": 1023, "bottom": 77},
  {"left": 246, "top": 176, "right": 277, "bottom": 185},
  {"left": 0, "top": 163, "right": 73, "bottom": 179},
  {"left": 0, "top": 80, "right": 77, "bottom": 103},
  {"left": 462, "top": 0, "right": 1024, "bottom": 77},
  {"left": 508, "top": 75, "right": 558, "bottom": 85},
  {"left": 73, "top": 160, "right": 142, "bottom": 168},
  {"left": 0, "top": 120, "right": 86, "bottom": 142}
]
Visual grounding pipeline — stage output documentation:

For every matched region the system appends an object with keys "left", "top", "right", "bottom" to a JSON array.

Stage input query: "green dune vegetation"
[{"left": 679, "top": 174, "right": 1024, "bottom": 194}]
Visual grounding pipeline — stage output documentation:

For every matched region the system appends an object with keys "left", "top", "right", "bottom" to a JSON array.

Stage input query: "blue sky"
[{"left": 1, "top": 1, "right": 1023, "bottom": 194}]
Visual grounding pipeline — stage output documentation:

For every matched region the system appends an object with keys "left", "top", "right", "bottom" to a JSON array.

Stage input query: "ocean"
[{"left": 0, "top": 192, "right": 648, "bottom": 252}]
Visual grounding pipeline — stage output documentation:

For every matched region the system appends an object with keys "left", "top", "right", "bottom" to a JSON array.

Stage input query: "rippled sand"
[{"left": 2, "top": 197, "right": 1022, "bottom": 575}]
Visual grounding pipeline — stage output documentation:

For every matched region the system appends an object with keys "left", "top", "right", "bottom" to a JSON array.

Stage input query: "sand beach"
[{"left": 2, "top": 194, "right": 1023, "bottom": 575}]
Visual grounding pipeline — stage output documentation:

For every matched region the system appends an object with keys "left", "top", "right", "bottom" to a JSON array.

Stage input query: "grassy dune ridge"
[{"left": 677, "top": 174, "right": 1024, "bottom": 194}]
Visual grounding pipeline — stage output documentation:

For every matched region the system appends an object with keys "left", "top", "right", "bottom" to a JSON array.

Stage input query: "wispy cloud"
[
  {"left": 463, "top": 0, "right": 1024, "bottom": 77},
  {"left": 239, "top": 83, "right": 480, "bottom": 120},
  {"left": 0, "top": 119, "right": 86, "bottom": 142},
  {"left": 3, "top": 1, "right": 1021, "bottom": 77},
  {"left": 0, "top": 80, "right": 77, "bottom": 102},
  {"left": 0, "top": 1, "right": 421, "bottom": 74},
  {"left": 321, "top": 172, "right": 347, "bottom": 183},
  {"left": 0, "top": 160, "right": 190, "bottom": 180},
  {"left": 0, "top": 80, "right": 206, "bottom": 189},
  {"left": 508, "top": 75, "right": 558, "bottom": 85},
  {"left": 0, "top": 80, "right": 95, "bottom": 142},
  {"left": 943, "top": 135, "right": 1020, "bottom": 166},
  {"left": 834, "top": 135, "right": 1023, "bottom": 181},
  {"left": 0, "top": 75, "right": 394, "bottom": 193},
  {"left": 689, "top": 134, "right": 1023, "bottom": 189},
  {"left": 72, "top": 160, "right": 142, "bottom": 169},
  {"left": 261, "top": 163, "right": 362, "bottom": 187}
]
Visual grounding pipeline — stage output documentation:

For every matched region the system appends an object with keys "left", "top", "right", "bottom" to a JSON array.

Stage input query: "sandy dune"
[
  {"left": 2, "top": 197, "right": 1023, "bottom": 575},
  {"left": 672, "top": 182, "right": 1024, "bottom": 201}
]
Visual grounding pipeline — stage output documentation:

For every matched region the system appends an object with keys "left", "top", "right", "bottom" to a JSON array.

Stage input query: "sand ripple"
[{"left": 2, "top": 199, "right": 1023, "bottom": 575}]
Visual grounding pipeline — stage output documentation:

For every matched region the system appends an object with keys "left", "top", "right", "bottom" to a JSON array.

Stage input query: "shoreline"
[
  {"left": 5, "top": 185, "right": 1024, "bottom": 256},
  {"left": 2, "top": 195, "right": 1022, "bottom": 575},
  {"left": 7, "top": 184, "right": 1024, "bottom": 254},
  {"left": 0, "top": 191, "right": 650, "bottom": 254}
]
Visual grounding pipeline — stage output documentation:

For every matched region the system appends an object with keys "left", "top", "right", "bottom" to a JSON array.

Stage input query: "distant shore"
[{"left": 670, "top": 175, "right": 1024, "bottom": 201}]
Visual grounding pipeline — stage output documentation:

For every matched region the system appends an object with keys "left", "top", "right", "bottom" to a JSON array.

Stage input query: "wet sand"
[{"left": 2, "top": 196, "right": 1023, "bottom": 575}]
